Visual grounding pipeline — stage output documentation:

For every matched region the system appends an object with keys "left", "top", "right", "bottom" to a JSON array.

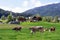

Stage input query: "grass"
[
  {"left": 0, "top": 21, "right": 60, "bottom": 40},
  {"left": 20, "top": 21, "right": 60, "bottom": 28},
  {"left": 0, "top": 24, "right": 20, "bottom": 29}
]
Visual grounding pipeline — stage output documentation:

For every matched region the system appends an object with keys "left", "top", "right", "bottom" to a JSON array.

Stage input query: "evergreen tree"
[
  {"left": 7, "top": 15, "right": 12, "bottom": 21},
  {"left": 7, "top": 12, "right": 13, "bottom": 22},
  {"left": 42, "top": 17, "right": 47, "bottom": 22},
  {"left": 54, "top": 16, "right": 58, "bottom": 22},
  {"left": 1, "top": 15, "right": 5, "bottom": 20},
  {"left": 46, "top": 16, "right": 53, "bottom": 22}
]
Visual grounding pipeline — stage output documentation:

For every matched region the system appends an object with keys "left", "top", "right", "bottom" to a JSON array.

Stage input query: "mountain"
[
  {"left": 0, "top": 3, "right": 60, "bottom": 17},
  {"left": 22, "top": 3, "right": 60, "bottom": 17},
  {"left": 0, "top": 8, "right": 29, "bottom": 18},
  {"left": 0, "top": 9, "right": 22, "bottom": 18}
]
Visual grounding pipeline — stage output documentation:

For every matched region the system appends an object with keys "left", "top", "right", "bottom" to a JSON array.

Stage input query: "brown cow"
[
  {"left": 12, "top": 27, "right": 22, "bottom": 31},
  {"left": 49, "top": 27, "right": 55, "bottom": 32},
  {"left": 29, "top": 26, "right": 44, "bottom": 34},
  {"left": 29, "top": 27, "right": 36, "bottom": 34}
]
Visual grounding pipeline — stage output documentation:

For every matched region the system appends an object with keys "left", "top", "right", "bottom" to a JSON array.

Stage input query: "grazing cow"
[
  {"left": 29, "top": 26, "right": 44, "bottom": 34},
  {"left": 12, "top": 27, "right": 22, "bottom": 31},
  {"left": 49, "top": 27, "right": 55, "bottom": 32},
  {"left": 29, "top": 27, "right": 36, "bottom": 34},
  {"left": 37, "top": 26, "right": 44, "bottom": 32}
]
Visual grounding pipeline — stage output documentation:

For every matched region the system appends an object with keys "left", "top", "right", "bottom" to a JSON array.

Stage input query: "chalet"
[
  {"left": 58, "top": 17, "right": 60, "bottom": 22},
  {"left": 29, "top": 16, "right": 42, "bottom": 22},
  {"left": 18, "top": 17, "right": 26, "bottom": 22}
]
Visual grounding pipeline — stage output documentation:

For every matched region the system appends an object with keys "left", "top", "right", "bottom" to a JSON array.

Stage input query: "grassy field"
[
  {"left": 0, "top": 24, "right": 20, "bottom": 29},
  {"left": 0, "top": 21, "right": 60, "bottom": 40}
]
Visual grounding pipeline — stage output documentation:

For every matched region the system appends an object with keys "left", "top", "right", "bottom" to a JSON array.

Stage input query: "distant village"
[{"left": 0, "top": 12, "right": 60, "bottom": 24}]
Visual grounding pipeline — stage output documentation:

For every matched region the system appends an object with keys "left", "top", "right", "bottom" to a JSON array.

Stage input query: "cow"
[
  {"left": 12, "top": 27, "right": 22, "bottom": 31},
  {"left": 29, "top": 26, "right": 44, "bottom": 34},
  {"left": 29, "top": 27, "right": 36, "bottom": 34},
  {"left": 49, "top": 27, "right": 55, "bottom": 32}
]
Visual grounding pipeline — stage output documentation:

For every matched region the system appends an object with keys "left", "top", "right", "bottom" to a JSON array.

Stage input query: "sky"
[{"left": 0, "top": 0, "right": 60, "bottom": 13}]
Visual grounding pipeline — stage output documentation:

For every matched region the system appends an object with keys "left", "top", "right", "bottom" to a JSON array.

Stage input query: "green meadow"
[{"left": 0, "top": 21, "right": 60, "bottom": 40}]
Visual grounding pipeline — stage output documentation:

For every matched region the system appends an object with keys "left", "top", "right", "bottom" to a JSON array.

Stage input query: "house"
[
  {"left": 18, "top": 17, "right": 26, "bottom": 22},
  {"left": 58, "top": 17, "right": 60, "bottom": 22},
  {"left": 29, "top": 16, "right": 42, "bottom": 22}
]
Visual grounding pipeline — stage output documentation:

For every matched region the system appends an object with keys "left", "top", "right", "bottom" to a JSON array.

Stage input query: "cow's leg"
[
  {"left": 30, "top": 30, "right": 34, "bottom": 34},
  {"left": 30, "top": 30, "right": 36, "bottom": 34},
  {"left": 49, "top": 29, "right": 51, "bottom": 32},
  {"left": 44, "top": 28, "right": 45, "bottom": 31},
  {"left": 31, "top": 30, "right": 33, "bottom": 34}
]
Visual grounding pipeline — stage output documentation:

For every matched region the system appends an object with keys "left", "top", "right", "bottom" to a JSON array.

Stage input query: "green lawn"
[
  {"left": 0, "top": 21, "right": 60, "bottom": 40},
  {"left": 0, "top": 24, "right": 20, "bottom": 29}
]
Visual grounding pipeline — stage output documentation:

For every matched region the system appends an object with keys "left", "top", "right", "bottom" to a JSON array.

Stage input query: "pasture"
[{"left": 0, "top": 21, "right": 60, "bottom": 40}]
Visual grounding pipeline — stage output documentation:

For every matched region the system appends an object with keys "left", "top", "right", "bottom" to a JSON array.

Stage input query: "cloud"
[
  {"left": 34, "top": 1, "right": 42, "bottom": 7},
  {"left": 0, "top": 6, "right": 26, "bottom": 13},
  {"left": 11, "top": 7, "right": 29, "bottom": 13},
  {"left": 43, "top": 2, "right": 59, "bottom": 6},
  {"left": 31, "top": 0, "right": 36, "bottom": 3},
  {"left": 0, "top": 6, "right": 11, "bottom": 11},
  {"left": 22, "top": 1, "right": 29, "bottom": 7},
  {"left": 29, "top": 0, "right": 42, "bottom": 7},
  {"left": 0, "top": 0, "right": 42, "bottom": 13},
  {"left": 11, "top": 7, "right": 23, "bottom": 13},
  {"left": 0, "top": 0, "right": 59, "bottom": 13}
]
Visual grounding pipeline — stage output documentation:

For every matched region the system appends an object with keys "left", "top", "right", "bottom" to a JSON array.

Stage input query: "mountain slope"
[
  {"left": 0, "top": 9, "right": 22, "bottom": 18},
  {"left": 22, "top": 3, "right": 60, "bottom": 17},
  {"left": 0, "top": 3, "right": 60, "bottom": 17}
]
